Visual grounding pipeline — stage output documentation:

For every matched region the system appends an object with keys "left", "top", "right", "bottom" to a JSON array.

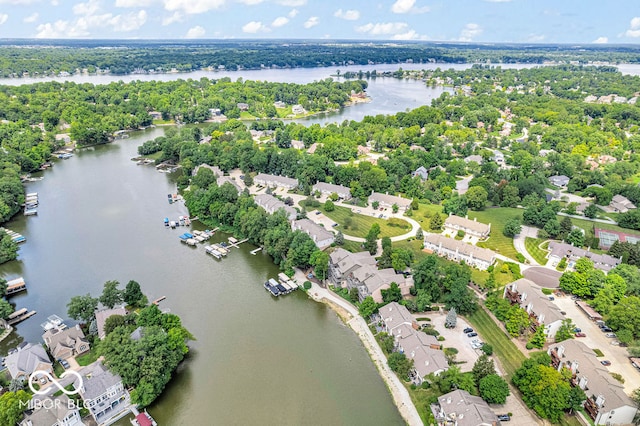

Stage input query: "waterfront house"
[
  {"left": 4, "top": 342, "right": 53, "bottom": 381},
  {"left": 95, "top": 307, "right": 127, "bottom": 340},
  {"left": 411, "top": 166, "right": 429, "bottom": 181},
  {"left": 547, "top": 241, "right": 621, "bottom": 273},
  {"left": 274, "top": 101, "right": 286, "bottom": 109},
  {"left": 254, "top": 194, "right": 297, "bottom": 221},
  {"left": 328, "top": 248, "right": 377, "bottom": 287},
  {"left": 609, "top": 194, "right": 636, "bottom": 213},
  {"left": 290, "top": 139, "right": 305, "bottom": 150},
  {"left": 217, "top": 176, "right": 243, "bottom": 194},
  {"left": 444, "top": 214, "right": 491, "bottom": 239},
  {"left": 237, "top": 103, "right": 249, "bottom": 111},
  {"left": 423, "top": 234, "right": 496, "bottom": 271},
  {"left": 431, "top": 389, "right": 499, "bottom": 426},
  {"left": 292, "top": 104, "right": 306, "bottom": 115},
  {"left": 549, "top": 175, "right": 570, "bottom": 188},
  {"left": 148, "top": 111, "right": 162, "bottom": 120},
  {"left": 291, "top": 219, "right": 335, "bottom": 249},
  {"left": 379, "top": 302, "right": 418, "bottom": 334},
  {"left": 368, "top": 192, "right": 411, "bottom": 211},
  {"left": 504, "top": 278, "right": 564, "bottom": 338},
  {"left": 192, "top": 163, "right": 223, "bottom": 178},
  {"left": 20, "top": 394, "right": 85, "bottom": 426},
  {"left": 76, "top": 361, "right": 130, "bottom": 425},
  {"left": 254, "top": 173, "right": 299, "bottom": 190},
  {"left": 548, "top": 340, "right": 637, "bottom": 425},
  {"left": 312, "top": 182, "right": 351, "bottom": 200},
  {"left": 42, "top": 324, "right": 90, "bottom": 360}
]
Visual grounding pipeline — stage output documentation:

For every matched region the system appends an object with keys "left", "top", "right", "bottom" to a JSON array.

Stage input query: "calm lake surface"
[{"left": 0, "top": 66, "right": 455, "bottom": 425}]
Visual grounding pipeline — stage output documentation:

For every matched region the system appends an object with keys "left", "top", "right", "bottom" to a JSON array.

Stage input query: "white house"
[
  {"left": 312, "top": 182, "right": 351, "bottom": 200},
  {"left": 444, "top": 214, "right": 491, "bottom": 239},
  {"left": 504, "top": 278, "right": 564, "bottom": 338},
  {"left": 254, "top": 173, "right": 299, "bottom": 190},
  {"left": 291, "top": 219, "right": 335, "bottom": 249},
  {"left": 76, "top": 361, "right": 130, "bottom": 425},
  {"left": 368, "top": 192, "right": 412, "bottom": 211},
  {"left": 20, "top": 395, "right": 85, "bottom": 426},
  {"left": 424, "top": 234, "right": 496, "bottom": 270},
  {"left": 254, "top": 194, "right": 297, "bottom": 221}
]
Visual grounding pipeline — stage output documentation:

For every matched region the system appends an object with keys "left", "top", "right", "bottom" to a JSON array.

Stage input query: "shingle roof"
[
  {"left": 292, "top": 219, "right": 334, "bottom": 246},
  {"left": 312, "top": 182, "right": 351, "bottom": 197},
  {"left": 80, "top": 361, "right": 122, "bottom": 401},
  {"left": 5, "top": 342, "right": 52, "bottom": 379},
  {"left": 95, "top": 307, "right": 127, "bottom": 339},
  {"left": 436, "top": 390, "right": 498, "bottom": 426},
  {"left": 424, "top": 234, "right": 496, "bottom": 263},
  {"left": 254, "top": 173, "right": 298, "bottom": 188},
  {"left": 444, "top": 214, "right": 490, "bottom": 235},
  {"left": 368, "top": 192, "right": 412, "bottom": 208}
]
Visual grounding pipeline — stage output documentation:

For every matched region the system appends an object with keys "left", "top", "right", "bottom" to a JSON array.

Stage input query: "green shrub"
[
  {"left": 516, "top": 253, "right": 526, "bottom": 263},
  {"left": 303, "top": 281, "right": 312, "bottom": 290},
  {"left": 437, "top": 336, "right": 445, "bottom": 341},
  {"left": 481, "top": 343, "right": 494, "bottom": 356},
  {"left": 541, "top": 288, "right": 553, "bottom": 295},
  {"left": 593, "top": 348, "right": 604, "bottom": 357}
]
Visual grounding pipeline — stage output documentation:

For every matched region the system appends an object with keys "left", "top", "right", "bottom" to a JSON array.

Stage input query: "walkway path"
[
  {"left": 295, "top": 271, "right": 423, "bottom": 426},
  {"left": 513, "top": 225, "right": 540, "bottom": 266}
]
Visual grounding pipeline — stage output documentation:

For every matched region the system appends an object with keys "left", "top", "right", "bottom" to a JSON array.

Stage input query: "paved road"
[{"left": 513, "top": 225, "right": 540, "bottom": 266}]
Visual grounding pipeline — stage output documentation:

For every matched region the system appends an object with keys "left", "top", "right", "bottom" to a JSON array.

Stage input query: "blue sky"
[{"left": 0, "top": 0, "right": 638, "bottom": 43}]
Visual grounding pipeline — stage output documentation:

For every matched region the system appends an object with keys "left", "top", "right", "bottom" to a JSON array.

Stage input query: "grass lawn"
[
  {"left": 466, "top": 307, "right": 526, "bottom": 378},
  {"left": 412, "top": 203, "right": 443, "bottom": 230},
  {"left": 317, "top": 205, "right": 411, "bottom": 238},
  {"left": 340, "top": 240, "right": 364, "bottom": 253},
  {"left": 469, "top": 260, "right": 520, "bottom": 288},
  {"left": 568, "top": 215, "right": 640, "bottom": 236},
  {"left": 404, "top": 383, "right": 438, "bottom": 424},
  {"left": 467, "top": 208, "right": 522, "bottom": 260},
  {"left": 394, "top": 239, "right": 430, "bottom": 263},
  {"left": 142, "top": 151, "right": 163, "bottom": 161},
  {"left": 525, "top": 237, "right": 550, "bottom": 265},
  {"left": 76, "top": 344, "right": 100, "bottom": 367}
]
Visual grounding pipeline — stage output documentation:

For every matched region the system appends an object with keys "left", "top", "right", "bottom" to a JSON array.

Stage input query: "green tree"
[
  {"left": 430, "top": 212, "right": 443, "bottom": 230},
  {"left": 559, "top": 216, "right": 573, "bottom": 238},
  {"left": 364, "top": 230, "right": 378, "bottom": 255},
  {"left": 479, "top": 374, "right": 510, "bottom": 404},
  {"left": 443, "top": 194, "right": 468, "bottom": 217},
  {"left": 466, "top": 186, "right": 488, "bottom": 210},
  {"left": 310, "top": 250, "right": 329, "bottom": 281},
  {"left": 335, "top": 230, "right": 344, "bottom": 246},
  {"left": 445, "top": 307, "right": 457, "bottom": 328},
  {"left": 0, "top": 230, "right": 18, "bottom": 264},
  {"left": 103, "top": 315, "right": 126, "bottom": 336},
  {"left": 382, "top": 282, "right": 402, "bottom": 303},
  {"left": 472, "top": 354, "right": 496, "bottom": 384},
  {"left": 503, "top": 218, "right": 522, "bottom": 237},
  {"left": 528, "top": 326, "right": 547, "bottom": 349},
  {"left": 392, "top": 203, "right": 399, "bottom": 213},
  {"left": 505, "top": 306, "right": 531, "bottom": 337},
  {"left": 123, "top": 280, "right": 147, "bottom": 307},
  {"left": 584, "top": 203, "right": 598, "bottom": 219},
  {"left": 607, "top": 296, "right": 640, "bottom": 339},
  {"left": 0, "top": 299, "right": 13, "bottom": 320},
  {"left": 67, "top": 294, "right": 99, "bottom": 324},
  {"left": 388, "top": 352, "right": 414, "bottom": 380},
  {"left": 0, "top": 390, "right": 31, "bottom": 426},
  {"left": 566, "top": 228, "right": 585, "bottom": 247},
  {"left": 359, "top": 296, "right": 378, "bottom": 318},
  {"left": 99, "top": 280, "right": 123, "bottom": 309},
  {"left": 555, "top": 319, "right": 575, "bottom": 343},
  {"left": 324, "top": 200, "right": 335, "bottom": 212},
  {"left": 415, "top": 227, "right": 424, "bottom": 240},
  {"left": 372, "top": 200, "right": 380, "bottom": 210}
]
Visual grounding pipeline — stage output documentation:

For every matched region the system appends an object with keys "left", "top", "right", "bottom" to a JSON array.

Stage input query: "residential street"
[{"left": 513, "top": 225, "right": 540, "bottom": 265}]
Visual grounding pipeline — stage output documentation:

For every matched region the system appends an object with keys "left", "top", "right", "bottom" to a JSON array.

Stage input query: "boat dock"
[
  {"left": 24, "top": 192, "right": 39, "bottom": 216},
  {"left": 7, "top": 308, "right": 37, "bottom": 325},
  {"left": 5, "top": 277, "right": 27, "bottom": 296},
  {"left": 227, "top": 237, "right": 249, "bottom": 249},
  {"left": 264, "top": 275, "right": 299, "bottom": 297},
  {"left": 250, "top": 247, "right": 262, "bottom": 255},
  {"left": 0, "top": 227, "right": 26, "bottom": 244},
  {"left": 205, "top": 245, "right": 222, "bottom": 259},
  {"left": 152, "top": 296, "right": 166, "bottom": 305},
  {"left": 130, "top": 407, "right": 158, "bottom": 426}
]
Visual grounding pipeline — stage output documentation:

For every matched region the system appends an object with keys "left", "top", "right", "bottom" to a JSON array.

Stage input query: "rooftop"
[
  {"left": 424, "top": 234, "right": 496, "bottom": 263},
  {"left": 444, "top": 214, "right": 490, "bottom": 235},
  {"left": 435, "top": 389, "right": 498, "bottom": 426}
]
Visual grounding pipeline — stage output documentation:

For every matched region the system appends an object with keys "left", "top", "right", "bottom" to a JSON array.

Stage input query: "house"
[
  {"left": 55, "top": 134, "right": 71, "bottom": 144},
  {"left": 328, "top": 248, "right": 377, "bottom": 288},
  {"left": 291, "top": 219, "right": 335, "bottom": 249},
  {"left": 492, "top": 150, "right": 505, "bottom": 165},
  {"left": 192, "top": 163, "right": 222, "bottom": 178},
  {"left": 42, "top": 324, "right": 90, "bottom": 360},
  {"left": 609, "top": 194, "right": 636, "bottom": 213},
  {"left": 292, "top": 104, "right": 305, "bottom": 115},
  {"left": 217, "top": 176, "right": 243, "bottom": 194},
  {"left": 423, "top": 234, "right": 496, "bottom": 270},
  {"left": 237, "top": 102, "right": 249, "bottom": 111},
  {"left": 148, "top": 111, "right": 162, "bottom": 120},
  {"left": 401, "top": 342, "right": 449, "bottom": 384},
  {"left": 253, "top": 173, "right": 299, "bottom": 190},
  {"left": 254, "top": 194, "right": 297, "bottom": 221},
  {"left": 307, "top": 143, "right": 318, "bottom": 154},
  {"left": 76, "top": 361, "right": 130, "bottom": 425},
  {"left": 431, "top": 389, "right": 499, "bottom": 426},
  {"left": 549, "top": 175, "right": 570, "bottom": 188},
  {"left": 312, "top": 182, "right": 351, "bottom": 200},
  {"left": 290, "top": 139, "right": 305, "bottom": 150},
  {"left": 4, "top": 342, "right": 53, "bottom": 380},
  {"left": 504, "top": 279, "right": 564, "bottom": 338},
  {"left": 548, "top": 340, "right": 637, "bottom": 426},
  {"left": 20, "top": 394, "right": 85, "bottom": 426},
  {"left": 463, "top": 155, "right": 483, "bottom": 165},
  {"left": 547, "top": 241, "right": 621, "bottom": 273},
  {"left": 273, "top": 101, "right": 286, "bottom": 109},
  {"left": 368, "top": 192, "right": 412, "bottom": 211},
  {"left": 411, "top": 166, "right": 429, "bottom": 181},
  {"left": 379, "top": 302, "right": 418, "bottom": 335},
  {"left": 95, "top": 307, "right": 127, "bottom": 340},
  {"left": 444, "top": 214, "right": 491, "bottom": 239},
  {"left": 594, "top": 228, "right": 640, "bottom": 249}
]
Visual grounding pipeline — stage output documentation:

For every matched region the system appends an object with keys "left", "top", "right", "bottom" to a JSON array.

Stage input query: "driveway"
[
  {"left": 456, "top": 176, "right": 472, "bottom": 195},
  {"left": 553, "top": 295, "right": 640, "bottom": 394},
  {"left": 523, "top": 267, "right": 561, "bottom": 288},
  {"left": 513, "top": 225, "right": 541, "bottom": 266}
]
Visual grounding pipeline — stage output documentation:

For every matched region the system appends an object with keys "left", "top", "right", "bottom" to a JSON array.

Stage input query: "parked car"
[
  {"left": 606, "top": 333, "right": 617, "bottom": 338},
  {"left": 548, "top": 296, "right": 555, "bottom": 301},
  {"left": 571, "top": 295, "right": 580, "bottom": 300},
  {"left": 463, "top": 327, "right": 474, "bottom": 333},
  {"left": 601, "top": 326, "right": 613, "bottom": 332},
  {"left": 601, "top": 360, "right": 612, "bottom": 366},
  {"left": 315, "top": 211, "right": 321, "bottom": 215},
  {"left": 575, "top": 332, "right": 586, "bottom": 337},
  {"left": 611, "top": 340, "right": 621, "bottom": 346},
  {"left": 573, "top": 328, "right": 581, "bottom": 333},
  {"left": 467, "top": 332, "right": 478, "bottom": 337},
  {"left": 497, "top": 414, "right": 511, "bottom": 421}
]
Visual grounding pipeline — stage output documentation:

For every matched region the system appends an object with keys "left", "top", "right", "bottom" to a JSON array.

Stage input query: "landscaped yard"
[
  {"left": 76, "top": 344, "right": 100, "bottom": 367},
  {"left": 467, "top": 208, "right": 522, "bottom": 260},
  {"left": 469, "top": 260, "right": 521, "bottom": 288},
  {"left": 466, "top": 307, "right": 526, "bottom": 378},
  {"left": 317, "top": 205, "right": 411, "bottom": 238},
  {"left": 525, "top": 237, "right": 550, "bottom": 265}
]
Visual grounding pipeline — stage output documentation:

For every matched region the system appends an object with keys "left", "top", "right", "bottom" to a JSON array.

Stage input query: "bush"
[
  {"left": 516, "top": 253, "right": 526, "bottom": 263},
  {"left": 481, "top": 343, "right": 493, "bottom": 356},
  {"left": 611, "top": 372, "right": 625, "bottom": 383},
  {"left": 303, "top": 281, "right": 312, "bottom": 290},
  {"left": 541, "top": 288, "right": 553, "bottom": 295},
  {"left": 525, "top": 342, "right": 534, "bottom": 350},
  {"left": 437, "top": 336, "right": 445, "bottom": 341}
]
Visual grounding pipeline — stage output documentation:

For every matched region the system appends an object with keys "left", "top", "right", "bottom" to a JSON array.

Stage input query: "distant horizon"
[{"left": 0, "top": 0, "right": 638, "bottom": 44}]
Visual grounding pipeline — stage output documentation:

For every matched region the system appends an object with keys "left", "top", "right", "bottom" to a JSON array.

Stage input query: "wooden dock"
[
  {"left": 5, "top": 277, "right": 27, "bottom": 296},
  {"left": 250, "top": 247, "right": 262, "bottom": 255},
  {"left": 7, "top": 308, "right": 37, "bottom": 325},
  {"left": 227, "top": 237, "right": 249, "bottom": 249},
  {"left": 152, "top": 296, "right": 166, "bottom": 305}
]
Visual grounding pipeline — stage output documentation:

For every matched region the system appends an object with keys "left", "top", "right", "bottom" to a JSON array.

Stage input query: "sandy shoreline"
[{"left": 296, "top": 274, "right": 422, "bottom": 425}]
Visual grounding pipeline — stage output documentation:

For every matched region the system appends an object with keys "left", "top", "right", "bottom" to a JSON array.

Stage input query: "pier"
[
  {"left": 227, "top": 237, "right": 249, "bottom": 249},
  {"left": 130, "top": 407, "right": 158, "bottom": 426},
  {"left": 263, "top": 274, "right": 299, "bottom": 298},
  {"left": 7, "top": 308, "right": 37, "bottom": 325},
  {"left": 5, "top": 277, "right": 27, "bottom": 296},
  {"left": 0, "top": 227, "right": 26, "bottom": 243},
  {"left": 250, "top": 247, "right": 262, "bottom": 255},
  {"left": 152, "top": 296, "right": 166, "bottom": 305}
]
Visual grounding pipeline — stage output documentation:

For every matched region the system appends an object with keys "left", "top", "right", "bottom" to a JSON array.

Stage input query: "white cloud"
[
  {"left": 36, "top": 20, "right": 88, "bottom": 37},
  {"left": 271, "top": 16, "right": 289, "bottom": 27},
  {"left": 0, "top": 0, "right": 38, "bottom": 4},
  {"left": 163, "top": 0, "right": 226, "bottom": 14},
  {"left": 109, "top": 10, "right": 147, "bottom": 32},
  {"left": 51, "top": 0, "right": 58, "bottom": 5},
  {"left": 593, "top": 36, "right": 608, "bottom": 44},
  {"left": 393, "top": 29, "right": 428, "bottom": 40},
  {"left": 458, "top": 23, "right": 482, "bottom": 41},
  {"left": 527, "top": 33, "right": 545, "bottom": 42},
  {"left": 115, "top": 0, "right": 153, "bottom": 6},
  {"left": 23, "top": 12, "right": 38, "bottom": 23},
  {"left": 276, "top": 0, "right": 306, "bottom": 5},
  {"left": 625, "top": 17, "right": 640, "bottom": 38},
  {"left": 0, "top": 14, "right": 7, "bottom": 25},
  {"left": 237, "top": 0, "right": 264, "bottom": 4},
  {"left": 356, "top": 22, "right": 409, "bottom": 35},
  {"left": 162, "top": 11, "right": 182, "bottom": 25},
  {"left": 334, "top": 9, "right": 360, "bottom": 20},
  {"left": 303, "top": 16, "right": 318, "bottom": 28},
  {"left": 72, "top": 0, "right": 100, "bottom": 16},
  {"left": 288, "top": 9, "right": 298, "bottom": 18},
  {"left": 186, "top": 25, "right": 206, "bottom": 38},
  {"left": 390, "top": 0, "right": 429, "bottom": 14},
  {"left": 242, "top": 20, "right": 270, "bottom": 33}
]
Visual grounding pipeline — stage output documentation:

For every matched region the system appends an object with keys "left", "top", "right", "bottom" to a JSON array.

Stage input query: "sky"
[{"left": 0, "top": 0, "right": 638, "bottom": 43}]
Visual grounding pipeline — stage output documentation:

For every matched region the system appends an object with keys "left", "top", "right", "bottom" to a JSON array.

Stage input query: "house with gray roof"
[
  {"left": 432, "top": 390, "right": 499, "bottom": 426},
  {"left": 549, "top": 175, "right": 570, "bottom": 187},
  {"left": 192, "top": 163, "right": 222, "bottom": 178},
  {"left": 609, "top": 194, "right": 636, "bottom": 213},
  {"left": 424, "top": 234, "right": 496, "bottom": 270},
  {"left": 463, "top": 154, "right": 483, "bottom": 165},
  {"left": 547, "top": 241, "right": 621, "bottom": 273},
  {"left": 504, "top": 278, "right": 564, "bottom": 338},
  {"left": 444, "top": 214, "right": 491, "bottom": 239},
  {"left": 291, "top": 219, "right": 334, "bottom": 249},
  {"left": 254, "top": 173, "right": 299, "bottom": 190},
  {"left": 411, "top": 166, "right": 429, "bottom": 181},
  {"left": 43, "top": 324, "right": 90, "bottom": 361},
  {"left": 95, "top": 307, "right": 127, "bottom": 340},
  {"left": 217, "top": 176, "right": 243, "bottom": 194},
  {"left": 548, "top": 340, "right": 637, "bottom": 426},
  {"left": 254, "top": 193, "right": 297, "bottom": 221},
  {"left": 328, "top": 248, "right": 377, "bottom": 287},
  {"left": 4, "top": 342, "right": 53, "bottom": 380},
  {"left": 379, "top": 302, "right": 417, "bottom": 335},
  {"left": 20, "top": 394, "right": 85, "bottom": 426},
  {"left": 76, "top": 361, "right": 130, "bottom": 425},
  {"left": 368, "top": 192, "right": 411, "bottom": 211},
  {"left": 312, "top": 182, "right": 351, "bottom": 200}
]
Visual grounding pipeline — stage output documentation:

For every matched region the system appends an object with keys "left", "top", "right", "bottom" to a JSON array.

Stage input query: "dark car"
[
  {"left": 573, "top": 328, "right": 581, "bottom": 333},
  {"left": 601, "top": 360, "right": 611, "bottom": 366},
  {"left": 463, "top": 327, "right": 473, "bottom": 334},
  {"left": 467, "top": 332, "right": 478, "bottom": 337},
  {"left": 497, "top": 414, "right": 511, "bottom": 421},
  {"left": 601, "top": 326, "right": 613, "bottom": 332}
]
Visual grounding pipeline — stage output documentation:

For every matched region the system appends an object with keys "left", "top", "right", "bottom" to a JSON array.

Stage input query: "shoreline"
[{"left": 297, "top": 272, "right": 423, "bottom": 426}]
